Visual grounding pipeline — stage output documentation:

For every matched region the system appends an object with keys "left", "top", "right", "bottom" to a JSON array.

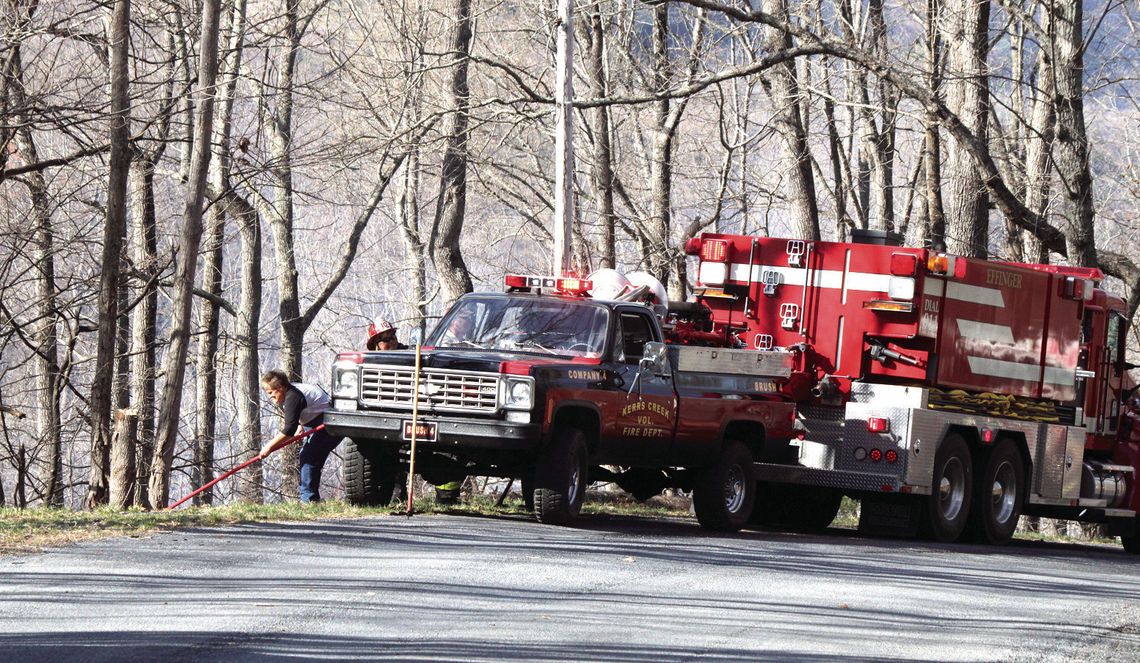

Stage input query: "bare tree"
[
  {"left": 582, "top": 6, "right": 617, "bottom": 269},
  {"left": 1046, "top": 0, "right": 1096, "bottom": 267},
  {"left": 150, "top": 0, "right": 223, "bottom": 508},
  {"left": 4, "top": 0, "right": 64, "bottom": 508},
  {"left": 939, "top": 0, "right": 991, "bottom": 257},
  {"left": 193, "top": 0, "right": 248, "bottom": 505},
  {"left": 431, "top": 0, "right": 476, "bottom": 304},
  {"left": 87, "top": 0, "right": 134, "bottom": 509}
]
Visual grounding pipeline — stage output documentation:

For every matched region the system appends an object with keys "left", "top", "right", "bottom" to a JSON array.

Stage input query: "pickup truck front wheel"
[
  {"left": 343, "top": 439, "right": 397, "bottom": 507},
  {"left": 534, "top": 428, "right": 589, "bottom": 525},
  {"left": 693, "top": 441, "right": 755, "bottom": 532}
]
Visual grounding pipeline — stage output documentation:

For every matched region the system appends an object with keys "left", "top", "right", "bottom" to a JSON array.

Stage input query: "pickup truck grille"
[{"left": 359, "top": 366, "right": 499, "bottom": 413}]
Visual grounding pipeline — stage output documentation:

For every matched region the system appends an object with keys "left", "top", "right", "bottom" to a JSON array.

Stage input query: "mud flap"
[{"left": 858, "top": 495, "right": 922, "bottom": 538}]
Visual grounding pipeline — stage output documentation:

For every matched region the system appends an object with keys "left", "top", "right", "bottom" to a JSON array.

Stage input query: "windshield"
[{"left": 427, "top": 296, "right": 610, "bottom": 358}]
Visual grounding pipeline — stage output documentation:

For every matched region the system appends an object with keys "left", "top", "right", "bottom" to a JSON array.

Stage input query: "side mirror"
[{"left": 639, "top": 341, "right": 670, "bottom": 376}]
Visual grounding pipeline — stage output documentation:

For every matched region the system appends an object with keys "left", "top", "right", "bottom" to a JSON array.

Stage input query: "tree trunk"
[
  {"left": 868, "top": 0, "right": 897, "bottom": 232},
  {"left": 762, "top": 0, "right": 819, "bottom": 241},
  {"left": 1022, "top": 5, "right": 1056, "bottom": 264},
  {"left": 15, "top": 446, "right": 27, "bottom": 508},
  {"left": 13, "top": 85, "right": 63, "bottom": 507},
  {"left": 398, "top": 149, "right": 429, "bottom": 337},
  {"left": 1047, "top": 0, "right": 1096, "bottom": 268},
  {"left": 109, "top": 409, "right": 137, "bottom": 508},
  {"left": 193, "top": 202, "right": 224, "bottom": 505},
  {"left": 430, "top": 0, "right": 476, "bottom": 305},
  {"left": 1002, "top": 17, "right": 1026, "bottom": 262},
  {"left": 128, "top": 159, "right": 159, "bottom": 508},
  {"left": 226, "top": 191, "right": 264, "bottom": 502},
  {"left": 150, "top": 0, "right": 222, "bottom": 508},
  {"left": 939, "top": 0, "right": 990, "bottom": 257},
  {"left": 647, "top": 5, "right": 674, "bottom": 282},
  {"left": 585, "top": 8, "right": 616, "bottom": 269},
  {"left": 922, "top": 0, "right": 945, "bottom": 250},
  {"left": 192, "top": 0, "right": 247, "bottom": 505},
  {"left": 88, "top": 0, "right": 133, "bottom": 509}
]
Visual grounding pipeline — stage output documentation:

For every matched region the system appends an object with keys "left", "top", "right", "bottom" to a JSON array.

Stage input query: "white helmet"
[
  {"left": 587, "top": 268, "right": 632, "bottom": 301},
  {"left": 367, "top": 317, "right": 396, "bottom": 349}
]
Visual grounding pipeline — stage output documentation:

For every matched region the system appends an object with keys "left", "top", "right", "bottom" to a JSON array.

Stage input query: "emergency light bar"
[
  {"left": 927, "top": 253, "right": 967, "bottom": 278},
  {"left": 505, "top": 274, "right": 592, "bottom": 295},
  {"left": 1061, "top": 276, "right": 1095, "bottom": 301}
]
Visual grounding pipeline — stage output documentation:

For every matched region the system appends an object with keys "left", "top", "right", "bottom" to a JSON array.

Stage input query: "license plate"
[{"left": 402, "top": 420, "right": 437, "bottom": 442}]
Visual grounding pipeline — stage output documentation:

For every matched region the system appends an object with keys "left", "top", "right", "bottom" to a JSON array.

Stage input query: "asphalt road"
[{"left": 2, "top": 512, "right": 1138, "bottom": 662}]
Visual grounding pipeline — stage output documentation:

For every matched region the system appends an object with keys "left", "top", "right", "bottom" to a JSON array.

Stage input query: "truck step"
[
  {"left": 1088, "top": 463, "right": 1134, "bottom": 473},
  {"left": 752, "top": 462, "right": 903, "bottom": 494}
]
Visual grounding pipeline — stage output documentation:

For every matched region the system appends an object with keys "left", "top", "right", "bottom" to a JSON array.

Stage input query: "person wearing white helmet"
[{"left": 367, "top": 317, "right": 407, "bottom": 351}]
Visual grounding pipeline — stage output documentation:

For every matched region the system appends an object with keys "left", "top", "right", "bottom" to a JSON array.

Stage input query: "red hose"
[{"left": 166, "top": 425, "right": 325, "bottom": 510}]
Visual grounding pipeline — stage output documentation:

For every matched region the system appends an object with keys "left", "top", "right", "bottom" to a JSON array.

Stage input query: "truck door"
[
  {"left": 1095, "top": 312, "right": 1127, "bottom": 434},
  {"left": 594, "top": 308, "right": 677, "bottom": 465}
]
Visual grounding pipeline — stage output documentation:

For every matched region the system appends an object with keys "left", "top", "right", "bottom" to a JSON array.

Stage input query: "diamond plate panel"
[
  {"left": 1037, "top": 425, "right": 1070, "bottom": 498},
  {"left": 794, "top": 405, "right": 844, "bottom": 470},
  {"left": 841, "top": 402, "right": 911, "bottom": 483},
  {"left": 752, "top": 463, "right": 900, "bottom": 492}
]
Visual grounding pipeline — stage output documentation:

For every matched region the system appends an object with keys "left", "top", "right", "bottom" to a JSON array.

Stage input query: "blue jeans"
[{"left": 298, "top": 424, "right": 343, "bottom": 503}]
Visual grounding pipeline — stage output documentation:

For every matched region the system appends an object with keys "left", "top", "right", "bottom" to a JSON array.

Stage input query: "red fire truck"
[{"left": 683, "top": 229, "right": 1139, "bottom": 550}]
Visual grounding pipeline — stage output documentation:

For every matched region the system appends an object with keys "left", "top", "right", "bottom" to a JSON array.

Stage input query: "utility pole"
[{"left": 553, "top": 0, "right": 575, "bottom": 276}]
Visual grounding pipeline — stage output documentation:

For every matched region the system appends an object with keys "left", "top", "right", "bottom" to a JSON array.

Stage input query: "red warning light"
[{"left": 700, "top": 239, "right": 728, "bottom": 263}]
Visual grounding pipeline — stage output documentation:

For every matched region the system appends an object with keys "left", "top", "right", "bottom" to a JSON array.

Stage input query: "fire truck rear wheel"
[
  {"left": 693, "top": 441, "right": 755, "bottom": 532},
  {"left": 1122, "top": 530, "right": 1140, "bottom": 554},
  {"left": 343, "top": 439, "right": 397, "bottom": 507},
  {"left": 751, "top": 481, "right": 841, "bottom": 531},
  {"left": 922, "top": 433, "right": 973, "bottom": 543},
  {"left": 533, "top": 428, "right": 589, "bottom": 525},
  {"left": 966, "top": 438, "right": 1025, "bottom": 545}
]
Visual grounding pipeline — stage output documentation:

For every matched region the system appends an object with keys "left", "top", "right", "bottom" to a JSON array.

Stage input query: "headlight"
[
  {"left": 332, "top": 366, "right": 359, "bottom": 398},
  {"left": 501, "top": 377, "right": 534, "bottom": 411}
]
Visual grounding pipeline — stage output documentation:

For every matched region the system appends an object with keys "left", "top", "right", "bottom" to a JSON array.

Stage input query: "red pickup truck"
[{"left": 324, "top": 275, "right": 795, "bottom": 529}]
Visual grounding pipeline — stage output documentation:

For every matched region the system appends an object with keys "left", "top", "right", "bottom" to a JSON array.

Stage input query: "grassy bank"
[
  {"left": 0, "top": 492, "right": 695, "bottom": 555},
  {"left": 0, "top": 501, "right": 390, "bottom": 556}
]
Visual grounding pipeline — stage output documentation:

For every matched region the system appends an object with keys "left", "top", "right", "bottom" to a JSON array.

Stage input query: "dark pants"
[{"left": 299, "top": 423, "right": 342, "bottom": 503}]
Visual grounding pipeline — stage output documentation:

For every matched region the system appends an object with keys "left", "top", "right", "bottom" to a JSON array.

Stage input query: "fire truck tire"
[
  {"left": 343, "top": 440, "right": 396, "bottom": 507},
  {"left": 922, "top": 433, "right": 973, "bottom": 543},
  {"left": 533, "top": 428, "right": 589, "bottom": 525},
  {"left": 966, "top": 439, "right": 1025, "bottom": 545},
  {"left": 751, "top": 482, "right": 841, "bottom": 531},
  {"left": 693, "top": 441, "right": 755, "bottom": 532},
  {"left": 1122, "top": 531, "right": 1140, "bottom": 554}
]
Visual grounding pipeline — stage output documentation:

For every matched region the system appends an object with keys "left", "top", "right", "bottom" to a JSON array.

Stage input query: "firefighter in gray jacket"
[{"left": 259, "top": 369, "right": 342, "bottom": 502}]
